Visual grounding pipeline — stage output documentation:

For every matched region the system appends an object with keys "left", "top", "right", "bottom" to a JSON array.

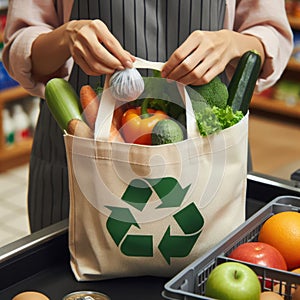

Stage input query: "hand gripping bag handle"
[{"left": 94, "top": 57, "right": 199, "bottom": 141}]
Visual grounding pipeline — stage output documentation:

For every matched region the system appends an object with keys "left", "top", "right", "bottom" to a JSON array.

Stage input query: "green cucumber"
[
  {"left": 152, "top": 119, "right": 184, "bottom": 145},
  {"left": 45, "top": 78, "right": 83, "bottom": 131},
  {"left": 227, "top": 50, "right": 261, "bottom": 115}
]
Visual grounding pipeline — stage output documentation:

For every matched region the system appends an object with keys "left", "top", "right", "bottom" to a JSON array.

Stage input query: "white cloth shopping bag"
[{"left": 64, "top": 71, "right": 248, "bottom": 281}]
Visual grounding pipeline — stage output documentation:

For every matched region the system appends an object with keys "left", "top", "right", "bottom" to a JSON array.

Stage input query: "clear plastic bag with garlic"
[{"left": 109, "top": 68, "right": 144, "bottom": 101}]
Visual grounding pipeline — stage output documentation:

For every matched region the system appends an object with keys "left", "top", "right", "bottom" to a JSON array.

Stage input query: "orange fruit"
[
  {"left": 292, "top": 268, "right": 300, "bottom": 274},
  {"left": 293, "top": 286, "right": 300, "bottom": 300},
  {"left": 258, "top": 211, "right": 300, "bottom": 270},
  {"left": 260, "top": 291, "right": 283, "bottom": 299},
  {"left": 291, "top": 268, "right": 300, "bottom": 299},
  {"left": 273, "top": 267, "right": 300, "bottom": 295}
]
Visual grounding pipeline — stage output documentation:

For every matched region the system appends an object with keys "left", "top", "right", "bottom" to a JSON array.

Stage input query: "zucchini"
[
  {"left": 45, "top": 78, "right": 83, "bottom": 131},
  {"left": 227, "top": 50, "right": 261, "bottom": 115}
]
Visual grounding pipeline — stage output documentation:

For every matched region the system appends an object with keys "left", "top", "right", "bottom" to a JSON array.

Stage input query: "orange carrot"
[
  {"left": 80, "top": 85, "right": 99, "bottom": 130},
  {"left": 107, "top": 101, "right": 125, "bottom": 141},
  {"left": 67, "top": 119, "right": 94, "bottom": 138}
]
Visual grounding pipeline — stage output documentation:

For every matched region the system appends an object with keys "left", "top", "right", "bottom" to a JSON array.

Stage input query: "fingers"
[
  {"left": 72, "top": 47, "right": 117, "bottom": 76},
  {"left": 72, "top": 33, "right": 124, "bottom": 75},
  {"left": 175, "top": 50, "right": 225, "bottom": 85},
  {"left": 162, "top": 30, "right": 231, "bottom": 85},
  {"left": 91, "top": 20, "right": 133, "bottom": 68},
  {"left": 70, "top": 20, "right": 133, "bottom": 76},
  {"left": 161, "top": 31, "right": 200, "bottom": 79},
  {"left": 180, "top": 62, "right": 225, "bottom": 86},
  {"left": 162, "top": 47, "right": 207, "bottom": 84}
]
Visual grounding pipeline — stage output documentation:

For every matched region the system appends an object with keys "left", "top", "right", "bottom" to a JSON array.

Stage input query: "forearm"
[
  {"left": 31, "top": 20, "right": 89, "bottom": 81},
  {"left": 226, "top": 29, "right": 265, "bottom": 68},
  {"left": 225, "top": 0, "right": 293, "bottom": 91},
  {"left": 32, "top": 19, "right": 134, "bottom": 82}
]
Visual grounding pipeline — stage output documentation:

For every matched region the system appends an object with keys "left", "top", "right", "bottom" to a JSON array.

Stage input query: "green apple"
[{"left": 205, "top": 261, "right": 261, "bottom": 300}]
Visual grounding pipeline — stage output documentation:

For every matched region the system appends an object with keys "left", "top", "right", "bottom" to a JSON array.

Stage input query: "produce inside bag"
[{"left": 44, "top": 50, "right": 261, "bottom": 143}]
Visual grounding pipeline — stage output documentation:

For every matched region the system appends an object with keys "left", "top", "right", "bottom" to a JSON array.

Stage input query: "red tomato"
[{"left": 228, "top": 242, "right": 288, "bottom": 288}]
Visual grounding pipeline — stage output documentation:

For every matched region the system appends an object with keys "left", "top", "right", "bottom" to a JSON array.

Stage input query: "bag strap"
[
  {"left": 133, "top": 57, "right": 165, "bottom": 71},
  {"left": 94, "top": 58, "right": 199, "bottom": 141},
  {"left": 94, "top": 76, "right": 115, "bottom": 140},
  {"left": 176, "top": 82, "right": 199, "bottom": 139}
]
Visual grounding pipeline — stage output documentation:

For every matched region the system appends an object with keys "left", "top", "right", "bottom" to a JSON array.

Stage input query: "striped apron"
[{"left": 28, "top": 0, "right": 226, "bottom": 232}]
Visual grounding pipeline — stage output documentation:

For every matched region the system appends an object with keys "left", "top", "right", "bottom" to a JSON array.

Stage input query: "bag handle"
[
  {"left": 133, "top": 57, "right": 165, "bottom": 71},
  {"left": 94, "top": 58, "right": 199, "bottom": 141}
]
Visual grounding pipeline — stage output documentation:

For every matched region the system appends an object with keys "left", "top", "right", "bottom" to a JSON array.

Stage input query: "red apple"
[
  {"left": 229, "top": 242, "right": 287, "bottom": 270},
  {"left": 228, "top": 242, "right": 288, "bottom": 288}
]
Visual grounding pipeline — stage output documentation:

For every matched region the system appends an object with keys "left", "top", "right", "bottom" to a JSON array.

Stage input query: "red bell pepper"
[{"left": 121, "top": 99, "right": 168, "bottom": 145}]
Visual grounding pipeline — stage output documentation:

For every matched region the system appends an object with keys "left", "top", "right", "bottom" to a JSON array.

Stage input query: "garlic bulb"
[{"left": 109, "top": 68, "right": 144, "bottom": 101}]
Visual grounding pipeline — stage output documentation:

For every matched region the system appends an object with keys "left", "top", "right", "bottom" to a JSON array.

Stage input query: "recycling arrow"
[
  {"left": 146, "top": 177, "right": 190, "bottom": 208},
  {"left": 121, "top": 234, "right": 153, "bottom": 257},
  {"left": 121, "top": 178, "right": 152, "bottom": 211},
  {"left": 158, "top": 203, "right": 204, "bottom": 263},
  {"left": 106, "top": 205, "right": 153, "bottom": 257},
  {"left": 173, "top": 202, "right": 204, "bottom": 234},
  {"left": 105, "top": 177, "right": 204, "bottom": 262},
  {"left": 158, "top": 227, "right": 201, "bottom": 264},
  {"left": 106, "top": 206, "right": 139, "bottom": 245}
]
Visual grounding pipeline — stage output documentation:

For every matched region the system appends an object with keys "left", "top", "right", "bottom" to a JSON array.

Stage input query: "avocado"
[{"left": 152, "top": 119, "right": 184, "bottom": 145}]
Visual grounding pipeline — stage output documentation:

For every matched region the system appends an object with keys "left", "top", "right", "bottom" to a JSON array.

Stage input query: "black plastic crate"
[{"left": 163, "top": 196, "right": 300, "bottom": 300}]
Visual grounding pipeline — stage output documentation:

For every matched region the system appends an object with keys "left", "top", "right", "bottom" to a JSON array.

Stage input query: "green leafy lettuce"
[{"left": 195, "top": 104, "right": 244, "bottom": 136}]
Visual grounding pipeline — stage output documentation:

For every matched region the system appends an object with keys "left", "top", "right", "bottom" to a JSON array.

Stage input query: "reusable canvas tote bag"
[{"left": 64, "top": 68, "right": 249, "bottom": 281}]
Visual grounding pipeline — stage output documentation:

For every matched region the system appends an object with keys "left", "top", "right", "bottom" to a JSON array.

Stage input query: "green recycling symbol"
[{"left": 106, "top": 177, "right": 204, "bottom": 264}]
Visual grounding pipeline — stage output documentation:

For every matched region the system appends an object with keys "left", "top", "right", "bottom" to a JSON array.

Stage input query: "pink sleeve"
[
  {"left": 225, "top": 0, "right": 294, "bottom": 92},
  {"left": 2, "top": 0, "right": 73, "bottom": 98}
]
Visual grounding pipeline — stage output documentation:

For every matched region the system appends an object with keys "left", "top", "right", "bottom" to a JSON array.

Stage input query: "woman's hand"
[
  {"left": 65, "top": 20, "right": 134, "bottom": 75},
  {"left": 161, "top": 29, "right": 265, "bottom": 85},
  {"left": 32, "top": 19, "right": 134, "bottom": 81}
]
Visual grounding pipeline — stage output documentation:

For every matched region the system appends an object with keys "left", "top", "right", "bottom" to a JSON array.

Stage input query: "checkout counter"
[{"left": 0, "top": 172, "right": 299, "bottom": 299}]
